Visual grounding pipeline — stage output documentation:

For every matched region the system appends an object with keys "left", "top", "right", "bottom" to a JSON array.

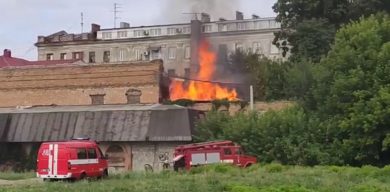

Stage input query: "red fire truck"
[
  {"left": 172, "top": 140, "right": 257, "bottom": 170},
  {"left": 36, "top": 138, "right": 108, "bottom": 181}
]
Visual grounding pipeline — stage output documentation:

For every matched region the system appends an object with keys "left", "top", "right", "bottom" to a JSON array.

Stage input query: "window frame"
[
  {"left": 168, "top": 47, "right": 176, "bottom": 59},
  {"left": 77, "top": 148, "right": 88, "bottom": 159},
  {"left": 87, "top": 148, "right": 97, "bottom": 159}
]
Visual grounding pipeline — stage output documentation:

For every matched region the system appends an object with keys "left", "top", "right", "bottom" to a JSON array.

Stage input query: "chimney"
[
  {"left": 126, "top": 89, "right": 142, "bottom": 104},
  {"left": 252, "top": 14, "right": 260, "bottom": 19},
  {"left": 3, "top": 49, "right": 11, "bottom": 57},
  {"left": 219, "top": 18, "right": 226, "bottom": 22},
  {"left": 201, "top": 13, "right": 211, "bottom": 23},
  {"left": 190, "top": 19, "right": 202, "bottom": 77},
  {"left": 91, "top": 23, "right": 100, "bottom": 33},
  {"left": 120, "top": 22, "right": 130, "bottom": 28},
  {"left": 91, "top": 23, "right": 100, "bottom": 39},
  {"left": 236, "top": 11, "right": 244, "bottom": 20}
]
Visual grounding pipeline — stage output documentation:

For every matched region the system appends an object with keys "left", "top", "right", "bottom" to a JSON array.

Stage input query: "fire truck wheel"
[
  {"left": 79, "top": 172, "right": 87, "bottom": 180},
  {"left": 103, "top": 169, "right": 108, "bottom": 178}
]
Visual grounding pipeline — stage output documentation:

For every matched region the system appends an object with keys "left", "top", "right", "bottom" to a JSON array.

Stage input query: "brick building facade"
[{"left": 0, "top": 59, "right": 163, "bottom": 107}]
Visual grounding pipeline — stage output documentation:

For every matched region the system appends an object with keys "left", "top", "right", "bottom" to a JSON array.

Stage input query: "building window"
[
  {"left": 117, "top": 31, "right": 127, "bottom": 38},
  {"left": 88, "top": 52, "right": 95, "bottom": 63},
  {"left": 134, "top": 30, "right": 144, "bottom": 37},
  {"left": 168, "top": 47, "right": 176, "bottom": 59},
  {"left": 202, "top": 25, "right": 212, "bottom": 32},
  {"left": 46, "top": 53, "right": 53, "bottom": 61},
  {"left": 184, "top": 46, "right": 190, "bottom": 59},
  {"left": 218, "top": 44, "right": 228, "bottom": 64},
  {"left": 183, "top": 27, "right": 191, "bottom": 34},
  {"left": 235, "top": 43, "right": 243, "bottom": 52},
  {"left": 151, "top": 50, "right": 161, "bottom": 60},
  {"left": 252, "top": 42, "right": 262, "bottom": 54},
  {"left": 90, "top": 94, "right": 105, "bottom": 105},
  {"left": 149, "top": 28, "right": 161, "bottom": 36},
  {"left": 134, "top": 49, "right": 142, "bottom": 61},
  {"left": 167, "top": 69, "right": 176, "bottom": 77},
  {"left": 184, "top": 68, "right": 190, "bottom": 78},
  {"left": 237, "top": 22, "right": 248, "bottom": 30},
  {"left": 103, "top": 51, "right": 110, "bottom": 63},
  {"left": 218, "top": 24, "right": 227, "bottom": 32},
  {"left": 60, "top": 53, "right": 67, "bottom": 60},
  {"left": 102, "top": 32, "right": 112, "bottom": 39},
  {"left": 167, "top": 28, "right": 176, "bottom": 35},
  {"left": 72, "top": 52, "right": 83, "bottom": 60},
  {"left": 227, "top": 23, "right": 237, "bottom": 31},
  {"left": 119, "top": 49, "right": 126, "bottom": 61}
]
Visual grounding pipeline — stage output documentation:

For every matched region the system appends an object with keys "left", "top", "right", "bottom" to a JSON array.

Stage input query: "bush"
[{"left": 264, "top": 163, "right": 284, "bottom": 173}]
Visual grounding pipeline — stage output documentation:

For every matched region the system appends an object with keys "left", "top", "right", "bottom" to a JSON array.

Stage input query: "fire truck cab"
[
  {"left": 173, "top": 140, "right": 257, "bottom": 170},
  {"left": 36, "top": 138, "right": 108, "bottom": 180}
]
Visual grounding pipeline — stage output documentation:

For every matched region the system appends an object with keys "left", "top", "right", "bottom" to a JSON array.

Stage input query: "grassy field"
[
  {"left": 0, "top": 171, "right": 35, "bottom": 180},
  {"left": 1, "top": 164, "right": 390, "bottom": 192}
]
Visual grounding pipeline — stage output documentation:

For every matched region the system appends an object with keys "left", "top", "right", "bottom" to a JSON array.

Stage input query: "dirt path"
[{"left": 0, "top": 178, "right": 42, "bottom": 186}]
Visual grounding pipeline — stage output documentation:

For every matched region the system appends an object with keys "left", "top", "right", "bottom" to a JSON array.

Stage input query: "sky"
[{"left": 0, "top": 0, "right": 276, "bottom": 60}]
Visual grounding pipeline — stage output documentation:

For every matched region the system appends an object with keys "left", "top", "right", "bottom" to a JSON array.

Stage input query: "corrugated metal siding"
[
  {"left": 0, "top": 107, "right": 194, "bottom": 142},
  {"left": 147, "top": 109, "right": 192, "bottom": 141}
]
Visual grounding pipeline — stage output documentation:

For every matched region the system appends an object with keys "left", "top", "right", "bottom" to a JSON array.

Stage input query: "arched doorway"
[{"left": 105, "top": 145, "right": 127, "bottom": 172}]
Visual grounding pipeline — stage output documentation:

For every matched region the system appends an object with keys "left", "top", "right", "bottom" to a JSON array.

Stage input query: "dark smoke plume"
[{"left": 159, "top": 0, "right": 240, "bottom": 23}]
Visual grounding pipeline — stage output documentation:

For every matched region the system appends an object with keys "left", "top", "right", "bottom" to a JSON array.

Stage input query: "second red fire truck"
[{"left": 172, "top": 140, "right": 257, "bottom": 170}]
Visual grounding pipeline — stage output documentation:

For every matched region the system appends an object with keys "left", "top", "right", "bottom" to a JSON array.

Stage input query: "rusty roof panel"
[{"left": 0, "top": 105, "right": 194, "bottom": 142}]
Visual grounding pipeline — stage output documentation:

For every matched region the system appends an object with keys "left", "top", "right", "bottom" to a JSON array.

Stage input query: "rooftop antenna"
[
  {"left": 113, "top": 3, "right": 122, "bottom": 28},
  {"left": 80, "top": 12, "right": 84, "bottom": 33},
  {"left": 182, "top": 12, "right": 201, "bottom": 20}
]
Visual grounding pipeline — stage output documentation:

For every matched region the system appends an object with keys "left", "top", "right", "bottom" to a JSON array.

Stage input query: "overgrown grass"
[
  {"left": 0, "top": 171, "right": 35, "bottom": 180},
  {"left": 1, "top": 164, "right": 390, "bottom": 192}
]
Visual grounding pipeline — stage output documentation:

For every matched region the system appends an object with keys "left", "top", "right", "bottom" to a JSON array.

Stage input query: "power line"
[{"left": 166, "top": 74, "right": 246, "bottom": 85}]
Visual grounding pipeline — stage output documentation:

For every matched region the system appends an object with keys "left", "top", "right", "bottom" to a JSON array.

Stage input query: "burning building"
[{"left": 35, "top": 11, "right": 282, "bottom": 94}]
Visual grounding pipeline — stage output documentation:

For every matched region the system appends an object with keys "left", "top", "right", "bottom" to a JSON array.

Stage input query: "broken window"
[
  {"left": 46, "top": 53, "right": 53, "bottom": 61},
  {"left": 60, "top": 53, "right": 67, "bottom": 60},
  {"left": 103, "top": 51, "right": 110, "bottom": 63},
  {"left": 88, "top": 51, "right": 95, "bottom": 63},
  {"left": 72, "top": 52, "right": 83, "bottom": 60}
]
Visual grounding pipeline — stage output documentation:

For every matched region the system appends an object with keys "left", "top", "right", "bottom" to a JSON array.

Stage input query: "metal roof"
[{"left": 0, "top": 104, "right": 194, "bottom": 142}]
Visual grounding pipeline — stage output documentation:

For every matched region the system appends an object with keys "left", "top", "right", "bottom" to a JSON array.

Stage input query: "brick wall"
[{"left": 0, "top": 60, "right": 162, "bottom": 107}]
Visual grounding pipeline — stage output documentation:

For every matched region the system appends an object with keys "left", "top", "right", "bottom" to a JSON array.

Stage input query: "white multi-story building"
[{"left": 35, "top": 12, "right": 282, "bottom": 77}]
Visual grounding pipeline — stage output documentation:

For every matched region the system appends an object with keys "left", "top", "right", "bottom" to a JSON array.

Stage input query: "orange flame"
[{"left": 169, "top": 39, "right": 238, "bottom": 101}]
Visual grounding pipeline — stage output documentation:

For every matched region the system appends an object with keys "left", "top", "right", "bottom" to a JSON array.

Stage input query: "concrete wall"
[
  {"left": 99, "top": 142, "right": 184, "bottom": 173},
  {"left": 0, "top": 61, "right": 162, "bottom": 107}
]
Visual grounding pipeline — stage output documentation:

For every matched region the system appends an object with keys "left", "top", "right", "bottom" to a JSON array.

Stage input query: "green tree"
[
  {"left": 306, "top": 14, "right": 390, "bottom": 165},
  {"left": 273, "top": 0, "right": 390, "bottom": 61}
]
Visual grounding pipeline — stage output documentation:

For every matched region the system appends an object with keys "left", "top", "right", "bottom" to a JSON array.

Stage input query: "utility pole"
[
  {"left": 80, "top": 12, "right": 84, "bottom": 33},
  {"left": 113, "top": 3, "right": 121, "bottom": 28},
  {"left": 250, "top": 85, "right": 254, "bottom": 111}
]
